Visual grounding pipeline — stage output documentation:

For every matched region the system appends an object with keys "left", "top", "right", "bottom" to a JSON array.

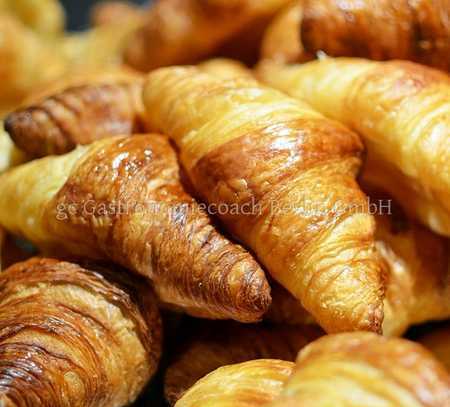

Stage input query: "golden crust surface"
[
  {"left": 270, "top": 332, "right": 450, "bottom": 407},
  {"left": 5, "top": 81, "right": 145, "bottom": 157},
  {"left": 259, "top": 58, "right": 450, "bottom": 236},
  {"left": 300, "top": 0, "right": 450, "bottom": 71},
  {"left": 0, "top": 257, "right": 162, "bottom": 407},
  {"left": 175, "top": 359, "right": 295, "bottom": 407},
  {"left": 143, "top": 66, "right": 385, "bottom": 333},
  {"left": 0, "top": 135, "right": 271, "bottom": 322}
]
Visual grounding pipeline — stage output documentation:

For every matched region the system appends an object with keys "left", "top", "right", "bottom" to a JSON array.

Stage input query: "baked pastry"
[
  {"left": 165, "top": 320, "right": 322, "bottom": 404},
  {"left": 418, "top": 324, "right": 450, "bottom": 371},
  {"left": 0, "top": 0, "right": 65, "bottom": 37},
  {"left": 300, "top": 0, "right": 450, "bottom": 71},
  {"left": 143, "top": 66, "right": 385, "bottom": 333},
  {"left": 175, "top": 359, "right": 295, "bottom": 407},
  {"left": 0, "top": 134, "right": 271, "bottom": 322},
  {"left": 5, "top": 81, "right": 146, "bottom": 157},
  {"left": 259, "top": 58, "right": 450, "bottom": 236},
  {"left": 264, "top": 189, "right": 450, "bottom": 336},
  {"left": 270, "top": 332, "right": 450, "bottom": 406},
  {"left": 124, "top": 0, "right": 291, "bottom": 71},
  {"left": 0, "top": 257, "right": 162, "bottom": 406}
]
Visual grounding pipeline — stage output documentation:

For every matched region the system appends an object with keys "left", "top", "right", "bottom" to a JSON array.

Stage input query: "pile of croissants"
[{"left": 0, "top": 0, "right": 449, "bottom": 406}]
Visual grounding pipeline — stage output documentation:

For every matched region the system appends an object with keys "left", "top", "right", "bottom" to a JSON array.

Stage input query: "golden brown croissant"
[
  {"left": 0, "top": 257, "right": 162, "bottom": 406},
  {"left": 175, "top": 359, "right": 295, "bottom": 407},
  {"left": 5, "top": 82, "right": 146, "bottom": 157},
  {"left": 165, "top": 320, "right": 322, "bottom": 404},
  {"left": 0, "top": 134, "right": 271, "bottom": 322},
  {"left": 259, "top": 58, "right": 450, "bottom": 236},
  {"left": 300, "top": 0, "right": 450, "bottom": 71},
  {"left": 418, "top": 324, "right": 450, "bottom": 371},
  {"left": 124, "top": 0, "right": 291, "bottom": 71},
  {"left": 0, "top": 0, "right": 65, "bottom": 37},
  {"left": 270, "top": 332, "right": 450, "bottom": 407},
  {"left": 143, "top": 67, "right": 385, "bottom": 333},
  {"left": 264, "top": 189, "right": 450, "bottom": 335},
  {"left": 0, "top": 14, "right": 67, "bottom": 115},
  {"left": 260, "top": 2, "right": 305, "bottom": 64}
]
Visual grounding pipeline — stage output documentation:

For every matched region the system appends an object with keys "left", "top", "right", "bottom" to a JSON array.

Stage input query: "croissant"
[
  {"left": 5, "top": 81, "right": 146, "bottom": 157},
  {"left": 124, "top": 0, "right": 291, "bottom": 71},
  {"left": 0, "top": 257, "right": 162, "bottom": 406},
  {"left": 264, "top": 188, "right": 450, "bottom": 335},
  {"left": 0, "top": 134, "right": 270, "bottom": 322},
  {"left": 175, "top": 359, "right": 295, "bottom": 407},
  {"left": 143, "top": 67, "right": 385, "bottom": 333},
  {"left": 259, "top": 58, "right": 450, "bottom": 236},
  {"left": 165, "top": 320, "right": 322, "bottom": 404},
  {"left": 270, "top": 332, "right": 450, "bottom": 407},
  {"left": 0, "top": 14, "right": 66, "bottom": 115},
  {"left": 0, "top": 0, "right": 65, "bottom": 37},
  {"left": 260, "top": 2, "right": 305, "bottom": 64},
  {"left": 418, "top": 324, "right": 450, "bottom": 371},
  {"left": 300, "top": 0, "right": 450, "bottom": 71}
]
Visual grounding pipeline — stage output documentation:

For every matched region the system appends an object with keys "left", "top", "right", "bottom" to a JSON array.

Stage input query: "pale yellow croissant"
[
  {"left": 0, "top": 134, "right": 271, "bottom": 322},
  {"left": 175, "top": 359, "right": 295, "bottom": 407},
  {"left": 418, "top": 324, "right": 450, "bottom": 372},
  {"left": 259, "top": 58, "right": 450, "bottom": 236},
  {"left": 143, "top": 66, "right": 385, "bottom": 333}
]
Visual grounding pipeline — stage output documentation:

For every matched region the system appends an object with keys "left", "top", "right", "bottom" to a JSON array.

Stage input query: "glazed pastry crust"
[
  {"left": 0, "top": 257, "right": 162, "bottom": 407},
  {"left": 259, "top": 58, "right": 450, "bottom": 236},
  {"left": 124, "top": 0, "right": 291, "bottom": 71},
  {"left": 5, "top": 81, "right": 146, "bottom": 157},
  {"left": 270, "top": 332, "right": 450, "bottom": 407},
  {"left": 418, "top": 324, "right": 450, "bottom": 371},
  {"left": 90, "top": 0, "right": 145, "bottom": 27},
  {"left": 0, "top": 135, "right": 270, "bottom": 322},
  {"left": 301, "top": 0, "right": 450, "bottom": 71},
  {"left": 165, "top": 321, "right": 322, "bottom": 404},
  {"left": 143, "top": 67, "right": 385, "bottom": 334},
  {"left": 175, "top": 359, "right": 295, "bottom": 407}
]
